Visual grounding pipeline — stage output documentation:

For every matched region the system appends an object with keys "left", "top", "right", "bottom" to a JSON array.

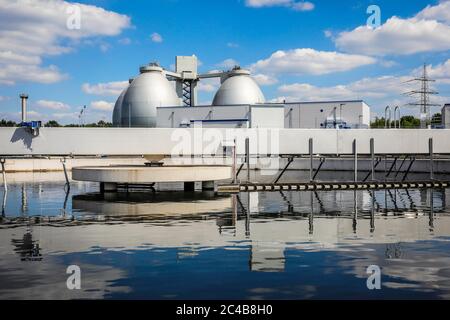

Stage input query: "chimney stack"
[{"left": 19, "top": 93, "right": 29, "bottom": 123}]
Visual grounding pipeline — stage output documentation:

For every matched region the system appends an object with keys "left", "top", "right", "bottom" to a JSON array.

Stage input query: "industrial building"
[
  {"left": 112, "top": 56, "right": 371, "bottom": 129},
  {"left": 443, "top": 104, "right": 450, "bottom": 129}
]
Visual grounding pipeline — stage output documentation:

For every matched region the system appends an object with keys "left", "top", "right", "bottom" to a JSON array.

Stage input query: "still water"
[{"left": 1, "top": 172, "right": 450, "bottom": 300}]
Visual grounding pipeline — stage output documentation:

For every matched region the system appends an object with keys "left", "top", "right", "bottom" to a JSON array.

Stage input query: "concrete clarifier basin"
[
  {"left": 72, "top": 165, "right": 233, "bottom": 192},
  {"left": 3, "top": 157, "right": 450, "bottom": 174}
]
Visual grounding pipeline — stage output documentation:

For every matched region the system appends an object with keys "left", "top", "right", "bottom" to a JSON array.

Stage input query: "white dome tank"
[
  {"left": 121, "top": 64, "right": 181, "bottom": 127},
  {"left": 212, "top": 68, "right": 265, "bottom": 106},
  {"left": 112, "top": 79, "right": 132, "bottom": 127}
]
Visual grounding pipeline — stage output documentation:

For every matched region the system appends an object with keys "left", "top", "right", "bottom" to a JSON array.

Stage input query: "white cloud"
[
  {"left": 0, "top": 0, "right": 130, "bottom": 85},
  {"left": 35, "top": 100, "right": 71, "bottom": 110},
  {"left": 197, "top": 78, "right": 220, "bottom": 93},
  {"left": 323, "top": 30, "right": 333, "bottom": 38},
  {"left": 335, "top": 2, "right": 450, "bottom": 56},
  {"left": 253, "top": 73, "right": 278, "bottom": 86},
  {"left": 424, "top": 59, "right": 450, "bottom": 84},
  {"left": 274, "top": 62, "right": 450, "bottom": 114},
  {"left": 291, "top": 1, "right": 314, "bottom": 11},
  {"left": 51, "top": 112, "right": 79, "bottom": 120},
  {"left": 250, "top": 48, "right": 376, "bottom": 76},
  {"left": 118, "top": 37, "right": 132, "bottom": 45},
  {"left": 82, "top": 81, "right": 128, "bottom": 96},
  {"left": 227, "top": 42, "right": 239, "bottom": 48},
  {"left": 416, "top": 1, "right": 450, "bottom": 23},
  {"left": 99, "top": 43, "right": 111, "bottom": 53},
  {"left": 150, "top": 32, "right": 163, "bottom": 43},
  {"left": 245, "top": 0, "right": 314, "bottom": 11},
  {"left": 91, "top": 100, "right": 114, "bottom": 111},
  {"left": 216, "top": 58, "right": 240, "bottom": 70}
]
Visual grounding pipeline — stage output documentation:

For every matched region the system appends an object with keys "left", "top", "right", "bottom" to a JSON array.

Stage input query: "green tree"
[
  {"left": 0, "top": 119, "right": 17, "bottom": 127},
  {"left": 45, "top": 120, "right": 61, "bottom": 127}
]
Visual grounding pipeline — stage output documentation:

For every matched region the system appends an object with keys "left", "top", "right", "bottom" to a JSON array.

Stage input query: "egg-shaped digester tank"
[
  {"left": 212, "top": 68, "right": 265, "bottom": 106},
  {"left": 121, "top": 64, "right": 181, "bottom": 128},
  {"left": 112, "top": 80, "right": 132, "bottom": 127}
]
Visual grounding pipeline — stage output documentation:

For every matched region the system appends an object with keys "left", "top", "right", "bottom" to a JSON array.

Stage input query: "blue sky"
[{"left": 0, "top": 0, "right": 449, "bottom": 124}]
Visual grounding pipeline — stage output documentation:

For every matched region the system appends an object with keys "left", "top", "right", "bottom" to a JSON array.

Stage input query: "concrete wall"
[{"left": 2, "top": 127, "right": 450, "bottom": 156}]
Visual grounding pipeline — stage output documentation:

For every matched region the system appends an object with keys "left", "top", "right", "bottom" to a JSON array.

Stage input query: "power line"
[{"left": 403, "top": 63, "right": 439, "bottom": 128}]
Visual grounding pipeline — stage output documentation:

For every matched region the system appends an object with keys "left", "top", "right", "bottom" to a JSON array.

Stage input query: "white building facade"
[{"left": 157, "top": 100, "right": 371, "bottom": 129}]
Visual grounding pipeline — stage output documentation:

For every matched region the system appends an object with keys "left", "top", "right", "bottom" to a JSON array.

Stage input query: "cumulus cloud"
[
  {"left": 416, "top": 0, "right": 450, "bottom": 23},
  {"left": 118, "top": 37, "right": 132, "bottom": 45},
  {"left": 253, "top": 73, "right": 278, "bottom": 86},
  {"left": 216, "top": 58, "right": 240, "bottom": 70},
  {"left": 245, "top": 0, "right": 314, "bottom": 11},
  {"left": 150, "top": 32, "right": 163, "bottom": 43},
  {"left": 250, "top": 48, "right": 376, "bottom": 76},
  {"left": 198, "top": 77, "right": 220, "bottom": 93},
  {"left": 0, "top": 0, "right": 130, "bottom": 85},
  {"left": 82, "top": 81, "right": 128, "bottom": 96},
  {"left": 423, "top": 59, "right": 450, "bottom": 84},
  {"left": 335, "top": 2, "right": 450, "bottom": 56},
  {"left": 35, "top": 100, "right": 71, "bottom": 110},
  {"left": 274, "top": 62, "right": 450, "bottom": 113},
  {"left": 227, "top": 42, "right": 239, "bottom": 48},
  {"left": 90, "top": 100, "right": 114, "bottom": 111}
]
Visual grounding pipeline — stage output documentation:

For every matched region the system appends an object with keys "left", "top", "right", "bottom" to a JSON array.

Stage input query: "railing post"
[
  {"left": 245, "top": 137, "right": 250, "bottom": 182},
  {"left": 61, "top": 158, "right": 70, "bottom": 190},
  {"left": 353, "top": 139, "right": 358, "bottom": 182},
  {"left": 429, "top": 138, "right": 434, "bottom": 180},
  {"left": 232, "top": 139, "right": 237, "bottom": 184},
  {"left": 1, "top": 159, "right": 7, "bottom": 192},
  {"left": 370, "top": 138, "right": 375, "bottom": 181},
  {"left": 309, "top": 138, "right": 313, "bottom": 182}
]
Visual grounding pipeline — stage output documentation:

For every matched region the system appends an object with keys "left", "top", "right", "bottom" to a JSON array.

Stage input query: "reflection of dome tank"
[
  {"left": 212, "top": 68, "right": 265, "bottom": 106},
  {"left": 112, "top": 78, "right": 133, "bottom": 127},
  {"left": 120, "top": 64, "right": 181, "bottom": 128}
]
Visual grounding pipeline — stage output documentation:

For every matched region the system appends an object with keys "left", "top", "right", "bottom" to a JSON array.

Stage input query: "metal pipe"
[
  {"left": 370, "top": 191, "right": 375, "bottom": 233},
  {"left": 385, "top": 106, "right": 392, "bottom": 129},
  {"left": 429, "top": 138, "right": 434, "bottom": 180},
  {"left": 245, "top": 138, "right": 250, "bottom": 182},
  {"left": 20, "top": 93, "right": 29, "bottom": 123},
  {"left": 394, "top": 106, "right": 401, "bottom": 129},
  {"left": 1, "top": 159, "right": 6, "bottom": 192},
  {"left": 232, "top": 139, "right": 237, "bottom": 183},
  {"left": 309, "top": 138, "right": 313, "bottom": 182},
  {"left": 353, "top": 139, "right": 358, "bottom": 182},
  {"left": 61, "top": 158, "right": 70, "bottom": 190},
  {"left": 370, "top": 138, "right": 375, "bottom": 181}
]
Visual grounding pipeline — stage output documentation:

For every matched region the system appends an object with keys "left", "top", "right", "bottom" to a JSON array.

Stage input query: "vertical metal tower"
[{"left": 404, "top": 64, "right": 439, "bottom": 128}]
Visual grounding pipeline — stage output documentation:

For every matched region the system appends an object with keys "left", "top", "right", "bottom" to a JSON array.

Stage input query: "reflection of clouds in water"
[
  {"left": 0, "top": 254, "right": 131, "bottom": 299},
  {"left": 333, "top": 240, "right": 450, "bottom": 299}
]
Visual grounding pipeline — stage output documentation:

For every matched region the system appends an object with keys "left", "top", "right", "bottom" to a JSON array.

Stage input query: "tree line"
[{"left": 0, "top": 119, "right": 113, "bottom": 127}]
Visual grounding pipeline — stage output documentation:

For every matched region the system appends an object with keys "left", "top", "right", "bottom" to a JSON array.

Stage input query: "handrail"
[
  {"left": 385, "top": 106, "right": 392, "bottom": 129},
  {"left": 394, "top": 106, "right": 401, "bottom": 129}
]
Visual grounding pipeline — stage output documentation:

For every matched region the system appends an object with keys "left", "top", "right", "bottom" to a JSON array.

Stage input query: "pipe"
[
  {"left": 394, "top": 106, "right": 401, "bottom": 129},
  {"left": 1, "top": 159, "right": 6, "bottom": 192},
  {"left": 353, "top": 139, "right": 358, "bottom": 182},
  {"left": 245, "top": 138, "right": 250, "bottom": 182},
  {"left": 20, "top": 94, "right": 29, "bottom": 123},
  {"left": 385, "top": 106, "right": 392, "bottom": 129},
  {"left": 309, "top": 138, "right": 314, "bottom": 182}
]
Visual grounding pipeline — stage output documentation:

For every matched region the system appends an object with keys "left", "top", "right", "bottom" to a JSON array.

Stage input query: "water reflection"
[{"left": 0, "top": 174, "right": 450, "bottom": 299}]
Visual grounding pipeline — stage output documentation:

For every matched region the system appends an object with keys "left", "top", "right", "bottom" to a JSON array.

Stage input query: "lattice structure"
[{"left": 404, "top": 64, "right": 439, "bottom": 128}]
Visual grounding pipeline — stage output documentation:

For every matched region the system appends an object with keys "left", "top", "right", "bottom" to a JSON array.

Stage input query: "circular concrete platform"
[{"left": 72, "top": 165, "right": 232, "bottom": 184}]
